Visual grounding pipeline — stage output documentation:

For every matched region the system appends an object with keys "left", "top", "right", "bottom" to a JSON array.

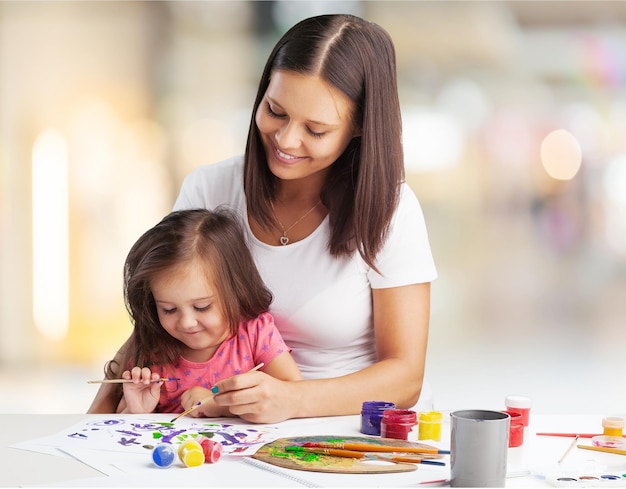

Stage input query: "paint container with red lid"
[
  {"left": 381, "top": 409, "right": 417, "bottom": 441},
  {"left": 504, "top": 410, "right": 524, "bottom": 447},
  {"left": 504, "top": 395, "right": 531, "bottom": 427},
  {"left": 197, "top": 436, "right": 223, "bottom": 463}
]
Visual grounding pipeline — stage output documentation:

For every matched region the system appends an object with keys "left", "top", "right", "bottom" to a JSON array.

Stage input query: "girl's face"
[
  {"left": 255, "top": 70, "right": 360, "bottom": 182},
  {"left": 151, "top": 261, "right": 229, "bottom": 363}
]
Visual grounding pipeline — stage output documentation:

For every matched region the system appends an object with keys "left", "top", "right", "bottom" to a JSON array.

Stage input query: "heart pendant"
[{"left": 280, "top": 236, "right": 289, "bottom": 246}]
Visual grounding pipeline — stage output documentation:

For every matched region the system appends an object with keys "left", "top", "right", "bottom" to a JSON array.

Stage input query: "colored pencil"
[
  {"left": 537, "top": 432, "right": 626, "bottom": 438},
  {"left": 577, "top": 444, "right": 626, "bottom": 456},
  {"left": 302, "top": 441, "right": 450, "bottom": 455},
  {"left": 170, "top": 363, "right": 264, "bottom": 423},
  {"left": 284, "top": 446, "right": 446, "bottom": 466},
  {"left": 558, "top": 434, "right": 579, "bottom": 463},
  {"left": 87, "top": 377, "right": 179, "bottom": 384}
]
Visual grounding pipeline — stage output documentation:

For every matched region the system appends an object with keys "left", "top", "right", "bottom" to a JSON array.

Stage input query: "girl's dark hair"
[
  {"left": 244, "top": 14, "right": 404, "bottom": 270},
  {"left": 106, "top": 208, "right": 272, "bottom": 379}
]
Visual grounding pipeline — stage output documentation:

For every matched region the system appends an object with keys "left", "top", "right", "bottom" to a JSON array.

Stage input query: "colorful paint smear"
[{"left": 57, "top": 413, "right": 280, "bottom": 456}]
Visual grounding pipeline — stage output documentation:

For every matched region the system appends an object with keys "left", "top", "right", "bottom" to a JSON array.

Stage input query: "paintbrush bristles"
[{"left": 170, "top": 401, "right": 205, "bottom": 423}]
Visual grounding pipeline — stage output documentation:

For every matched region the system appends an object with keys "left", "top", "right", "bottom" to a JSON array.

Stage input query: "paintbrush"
[
  {"left": 170, "top": 363, "right": 264, "bottom": 423},
  {"left": 558, "top": 434, "right": 579, "bottom": 463},
  {"left": 577, "top": 444, "right": 626, "bottom": 456},
  {"left": 285, "top": 446, "right": 366, "bottom": 458},
  {"left": 302, "top": 441, "right": 450, "bottom": 455},
  {"left": 537, "top": 432, "right": 626, "bottom": 438},
  {"left": 87, "top": 377, "right": 180, "bottom": 384},
  {"left": 284, "top": 446, "right": 446, "bottom": 466}
]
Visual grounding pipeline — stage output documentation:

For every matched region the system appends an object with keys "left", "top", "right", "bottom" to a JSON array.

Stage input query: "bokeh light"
[
  {"left": 32, "top": 129, "right": 69, "bottom": 341},
  {"left": 540, "top": 129, "right": 583, "bottom": 180}
]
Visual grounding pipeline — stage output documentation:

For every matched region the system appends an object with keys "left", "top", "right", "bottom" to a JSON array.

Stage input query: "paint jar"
[
  {"left": 602, "top": 417, "right": 624, "bottom": 437},
  {"left": 504, "top": 395, "right": 531, "bottom": 427},
  {"left": 591, "top": 435, "right": 626, "bottom": 449},
  {"left": 178, "top": 439, "right": 205, "bottom": 467},
  {"left": 381, "top": 409, "right": 417, "bottom": 441},
  {"left": 197, "top": 436, "right": 223, "bottom": 463},
  {"left": 504, "top": 410, "right": 524, "bottom": 447},
  {"left": 151, "top": 443, "right": 176, "bottom": 468},
  {"left": 418, "top": 411, "right": 443, "bottom": 441},
  {"left": 591, "top": 417, "right": 626, "bottom": 450},
  {"left": 360, "top": 401, "right": 396, "bottom": 436}
]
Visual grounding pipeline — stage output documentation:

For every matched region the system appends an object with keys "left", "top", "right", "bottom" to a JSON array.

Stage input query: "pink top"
[{"left": 152, "top": 312, "right": 289, "bottom": 413}]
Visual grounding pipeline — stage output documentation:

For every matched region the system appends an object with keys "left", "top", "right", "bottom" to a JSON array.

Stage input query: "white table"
[{"left": 3, "top": 413, "right": 625, "bottom": 487}]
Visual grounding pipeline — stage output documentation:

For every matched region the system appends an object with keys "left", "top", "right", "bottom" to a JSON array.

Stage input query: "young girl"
[{"left": 109, "top": 207, "right": 302, "bottom": 415}]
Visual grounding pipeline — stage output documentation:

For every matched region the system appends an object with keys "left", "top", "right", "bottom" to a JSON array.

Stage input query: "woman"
[{"left": 89, "top": 13, "right": 437, "bottom": 423}]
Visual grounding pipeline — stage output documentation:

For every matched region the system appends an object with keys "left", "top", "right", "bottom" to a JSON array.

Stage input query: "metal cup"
[{"left": 450, "top": 410, "right": 510, "bottom": 487}]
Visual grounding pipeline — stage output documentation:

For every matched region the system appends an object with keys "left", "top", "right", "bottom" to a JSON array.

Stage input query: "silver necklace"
[{"left": 271, "top": 200, "right": 321, "bottom": 246}]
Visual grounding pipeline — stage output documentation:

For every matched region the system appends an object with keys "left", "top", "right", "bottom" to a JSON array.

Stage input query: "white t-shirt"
[{"left": 173, "top": 156, "right": 438, "bottom": 407}]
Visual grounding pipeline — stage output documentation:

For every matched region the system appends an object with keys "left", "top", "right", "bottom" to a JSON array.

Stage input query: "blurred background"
[{"left": 0, "top": 0, "right": 624, "bottom": 415}]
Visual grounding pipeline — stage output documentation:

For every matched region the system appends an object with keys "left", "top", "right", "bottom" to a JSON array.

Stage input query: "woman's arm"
[
  {"left": 87, "top": 382, "right": 123, "bottom": 413},
  {"left": 212, "top": 282, "right": 430, "bottom": 423}
]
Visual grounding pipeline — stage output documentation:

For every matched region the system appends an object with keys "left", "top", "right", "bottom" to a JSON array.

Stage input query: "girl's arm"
[
  {"left": 260, "top": 350, "right": 303, "bottom": 381},
  {"left": 212, "top": 282, "right": 430, "bottom": 423}
]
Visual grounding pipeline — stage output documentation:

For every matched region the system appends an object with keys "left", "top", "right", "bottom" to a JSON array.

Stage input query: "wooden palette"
[{"left": 252, "top": 435, "right": 443, "bottom": 474}]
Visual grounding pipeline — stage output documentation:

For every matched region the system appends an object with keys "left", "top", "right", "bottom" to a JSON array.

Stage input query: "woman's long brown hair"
[{"left": 244, "top": 14, "right": 404, "bottom": 272}]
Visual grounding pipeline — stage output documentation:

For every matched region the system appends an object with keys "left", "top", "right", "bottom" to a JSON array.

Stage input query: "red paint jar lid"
[
  {"left": 382, "top": 409, "right": 417, "bottom": 424},
  {"left": 505, "top": 395, "right": 532, "bottom": 409}
]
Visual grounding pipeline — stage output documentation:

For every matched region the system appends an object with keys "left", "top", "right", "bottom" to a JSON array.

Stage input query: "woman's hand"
[
  {"left": 121, "top": 367, "right": 162, "bottom": 414},
  {"left": 212, "top": 371, "right": 299, "bottom": 424},
  {"left": 211, "top": 352, "right": 303, "bottom": 423}
]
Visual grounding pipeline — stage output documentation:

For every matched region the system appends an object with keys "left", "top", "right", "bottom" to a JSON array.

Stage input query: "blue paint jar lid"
[
  {"left": 361, "top": 401, "right": 396, "bottom": 414},
  {"left": 152, "top": 443, "right": 176, "bottom": 468},
  {"left": 361, "top": 401, "right": 396, "bottom": 436}
]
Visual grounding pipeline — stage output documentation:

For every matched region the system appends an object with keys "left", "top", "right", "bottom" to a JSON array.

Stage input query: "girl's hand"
[
  {"left": 121, "top": 366, "right": 162, "bottom": 413},
  {"left": 181, "top": 386, "right": 230, "bottom": 418}
]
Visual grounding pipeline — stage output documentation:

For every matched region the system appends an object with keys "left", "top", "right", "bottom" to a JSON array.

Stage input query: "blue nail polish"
[{"left": 211, "top": 385, "right": 219, "bottom": 394}]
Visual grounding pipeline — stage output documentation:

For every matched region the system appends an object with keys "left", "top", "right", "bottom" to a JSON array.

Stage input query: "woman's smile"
[{"left": 272, "top": 143, "right": 305, "bottom": 164}]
